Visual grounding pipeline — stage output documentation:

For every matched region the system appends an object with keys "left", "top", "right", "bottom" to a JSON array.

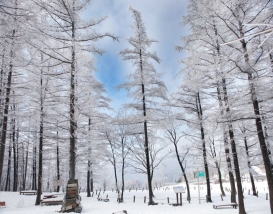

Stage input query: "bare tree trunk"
[
  {"left": 56, "top": 122, "right": 60, "bottom": 192},
  {"left": 35, "top": 65, "right": 44, "bottom": 206},
  {"left": 87, "top": 118, "right": 91, "bottom": 197},
  {"left": 12, "top": 117, "right": 18, "bottom": 192},
  {"left": 209, "top": 138, "right": 225, "bottom": 197},
  {"left": 216, "top": 84, "right": 236, "bottom": 202},
  {"left": 196, "top": 92, "right": 212, "bottom": 202},
  {"left": 121, "top": 139, "right": 125, "bottom": 202},
  {"left": 23, "top": 140, "right": 29, "bottom": 190},
  {"left": 222, "top": 78, "right": 246, "bottom": 214},
  {"left": 87, "top": 160, "right": 91, "bottom": 197},
  {"left": 5, "top": 139, "right": 12, "bottom": 191},
  {"left": 239, "top": 31, "right": 273, "bottom": 213},
  {"left": 69, "top": 10, "right": 76, "bottom": 181},
  {"left": 0, "top": 29, "right": 15, "bottom": 187},
  {"left": 32, "top": 139, "right": 37, "bottom": 190},
  {"left": 171, "top": 130, "right": 191, "bottom": 201},
  {"left": 139, "top": 48, "right": 154, "bottom": 205},
  {"left": 91, "top": 170, "right": 93, "bottom": 193},
  {"left": 244, "top": 135, "right": 257, "bottom": 196}
]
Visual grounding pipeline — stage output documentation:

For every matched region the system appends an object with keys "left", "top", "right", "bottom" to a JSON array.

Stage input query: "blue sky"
[{"left": 83, "top": 0, "right": 189, "bottom": 111}]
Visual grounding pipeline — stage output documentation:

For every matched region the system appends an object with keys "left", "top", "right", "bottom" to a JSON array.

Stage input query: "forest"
[{"left": 0, "top": 1, "right": 273, "bottom": 214}]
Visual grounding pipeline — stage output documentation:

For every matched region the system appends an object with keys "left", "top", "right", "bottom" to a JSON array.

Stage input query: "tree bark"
[
  {"left": 243, "top": 134, "right": 257, "bottom": 196},
  {"left": 0, "top": 29, "right": 15, "bottom": 187},
  {"left": 140, "top": 48, "right": 154, "bottom": 205},
  {"left": 216, "top": 84, "right": 236, "bottom": 203},
  {"left": 239, "top": 28, "right": 273, "bottom": 213},
  {"left": 196, "top": 92, "right": 212, "bottom": 202},
  {"left": 222, "top": 78, "right": 246, "bottom": 214},
  {"left": 69, "top": 18, "right": 76, "bottom": 180},
  {"left": 56, "top": 123, "right": 60, "bottom": 192},
  {"left": 12, "top": 117, "right": 18, "bottom": 192},
  {"left": 35, "top": 64, "right": 44, "bottom": 206},
  {"left": 5, "top": 139, "right": 12, "bottom": 191},
  {"left": 32, "top": 140, "right": 37, "bottom": 190}
]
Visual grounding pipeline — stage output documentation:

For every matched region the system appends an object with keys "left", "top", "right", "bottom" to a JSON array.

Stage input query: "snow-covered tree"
[{"left": 119, "top": 6, "right": 167, "bottom": 205}]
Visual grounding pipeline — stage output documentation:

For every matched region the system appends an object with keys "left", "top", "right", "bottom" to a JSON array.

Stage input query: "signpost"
[
  {"left": 194, "top": 171, "right": 205, "bottom": 204},
  {"left": 173, "top": 186, "right": 185, "bottom": 206}
]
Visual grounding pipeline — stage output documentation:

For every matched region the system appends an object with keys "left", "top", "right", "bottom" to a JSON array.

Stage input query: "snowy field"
[{"left": 0, "top": 181, "right": 270, "bottom": 214}]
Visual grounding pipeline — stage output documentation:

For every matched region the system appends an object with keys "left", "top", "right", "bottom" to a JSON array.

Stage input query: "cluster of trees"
[
  {"left": 1, "top": 1, "right": 273, "bottom": 214},
  {"left": 172, "top": 0, "right": 273, "bottom": 213}
]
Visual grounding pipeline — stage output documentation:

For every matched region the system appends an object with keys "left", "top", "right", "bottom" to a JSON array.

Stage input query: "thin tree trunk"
[
  {"left": 87, "top": 118, "right": 91, "bottom": 197},
  {"left": 23, "top": 140, "right": 29, "bottom": 190},
  {"left": 5, "top": 139, "right": 12, "bottom": 191},
  {"left": 32, "top": 140, "right": 37, "bottom": 190},
  {"left": 239, "top": 31, "right": 273, "bottom": 213},
  {"left": 0, "top": 29, "right": 15, "bottom": 187},
  {"left": 87, "top": 160, "right": 91, "bottom": 197},
  {"left": 139, "top": 48, "right": 154, "bottom": 205},
  {"left": 243, "top": 135, "right": 257, "bottom": 196},
  {"left": 12, "top": 117, "right": 18, "bottom": 192},
  {"left": 35, "top": 64, "right": 44, "bottom": 206},
  {"left": 222, "top": 78, "right": 246, "bottom": 214},
  {"left": 196, "top": 92, "right": 212, "bottom": 202},
  {"left": 69, "top": 10, "right": 76, "bottom": 181},
  {"left": 173, "top": 136, "right": 191, "bottom": 200},
  {"left": 210, "top": 138, "right": 225, "bottom": 197},
  {"left": 91, "top": 170, "right": 93, "bottom": 192},
  {"left": 56, "top": 122, "right": 60, "bottom": 192},
  {"left": 216, "top": 84, "right": 236, "bottom": 203}
]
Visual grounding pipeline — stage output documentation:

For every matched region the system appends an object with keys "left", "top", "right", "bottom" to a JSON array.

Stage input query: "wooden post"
[
  {"left": 133, "top": 196, "right": 135, "bottom": 203},
  {"left": 266, "top": 193, "right": 268, "bottom": 200},
  {"left": 220, "top": 194, "right": 223, "bottom": 201},
  {"left": 180, "top": 193, "right": 182, "bottom": 206},
  {"left": 167, "top": 197, "right": 169, "bottom": 204},
  {"left": 257, "top": 191, "right": 258, "bottom": 197},
  {"left": 144, "top": 196, "right": 146, "bottom": 203}
]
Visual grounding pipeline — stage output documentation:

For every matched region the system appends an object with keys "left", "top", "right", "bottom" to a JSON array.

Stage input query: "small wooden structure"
[
  {"left": 0, "top": 201, "right": 6, "bottom": 207},
  {"left": 171, "top": 186, "right": 185, "bottom": 206},
  {"left": 97, "top": 198, "right": 109, "bottom": 202},
  {"left": 20, "top": 191, "right": 36, "bottom": 195},
  {"left": 213, "top": 203, "right": 238, "bottom": 209},
  {"left": 41, "top": 194, "right": 63, "bottom": 206},
  {"left": 60, "top": 179, "right": 82, "bottom": 213}
]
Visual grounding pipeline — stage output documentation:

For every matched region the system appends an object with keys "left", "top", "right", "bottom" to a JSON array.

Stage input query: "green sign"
[{"left": 194, "top": 171, "right": 205, "bottom": 178}]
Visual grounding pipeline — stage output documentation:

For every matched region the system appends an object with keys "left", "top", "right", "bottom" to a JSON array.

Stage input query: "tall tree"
[
  {"left": 119, "top": 7, "right": 167, "bottom": 205},
  {"left": 35, "top": 0, "right": 117, "bottom": 181}
]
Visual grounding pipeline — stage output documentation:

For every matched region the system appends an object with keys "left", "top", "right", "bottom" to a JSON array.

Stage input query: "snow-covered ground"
[{"left": 0, "top": 181, "right": 270, "bottom": 214}]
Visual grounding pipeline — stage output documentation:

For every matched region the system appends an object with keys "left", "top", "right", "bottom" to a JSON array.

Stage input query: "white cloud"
[{"left": 83, "top": 0, "right": 188, "bottom": 109}]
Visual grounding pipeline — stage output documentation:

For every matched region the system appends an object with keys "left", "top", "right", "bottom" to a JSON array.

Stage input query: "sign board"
[
  {"left": 173, "top": 186, "right": 185, "bottom": 193},
  {"left": 194, "top": 171, "right": 205, "bottom": 178}
]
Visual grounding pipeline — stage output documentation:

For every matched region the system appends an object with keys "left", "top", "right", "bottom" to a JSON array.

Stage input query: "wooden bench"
[
  {"left": 0, "top": 201, "right": 6, "bottom": 207},
  {"left": 213, "top": 203, "right": 238, "bottom": 209},
  {"left": 41, "top": 200, "right": 63, "bottom": 206},
  {"left": 20, "top": 191, "right": 36, "bottom": 195},
  {"left": 43, "top": 194, "right": 58, "bottom": 199},
  {"left": 97, "top": 198, "right": 109, "bottom": 202}
]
